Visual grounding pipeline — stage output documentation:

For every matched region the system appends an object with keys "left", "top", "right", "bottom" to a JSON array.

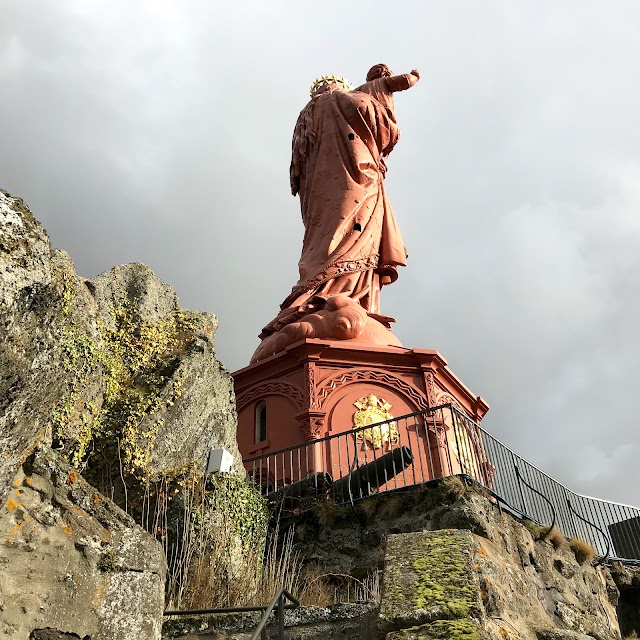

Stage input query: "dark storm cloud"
[{"left": 1, "top": 1, "right": 638, "bottom": 505}]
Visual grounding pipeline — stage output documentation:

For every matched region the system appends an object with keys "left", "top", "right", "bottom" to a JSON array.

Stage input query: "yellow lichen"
[
  {"left": 51, "top": 289, "right": 199, "bottom": 477},
  {"left": 386, "top": 532, "right": 477, "bottom": 618}
]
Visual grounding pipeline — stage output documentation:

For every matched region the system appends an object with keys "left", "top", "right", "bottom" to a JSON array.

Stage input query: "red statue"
[{"left": 252, "top": 64, "right": 421, "bottom": 363}]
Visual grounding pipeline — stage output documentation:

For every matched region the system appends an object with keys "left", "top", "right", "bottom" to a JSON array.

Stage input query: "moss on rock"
[
  {"left": 386, "top": 618, "right": 484, "bottom": 639},
  {"left": 379, "top": 530, "right": 482, "bottom": 635}
]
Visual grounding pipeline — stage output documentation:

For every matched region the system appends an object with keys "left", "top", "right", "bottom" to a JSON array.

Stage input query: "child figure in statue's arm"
[
  {"left": 355, "top": 64, "right": 421, "bottom": 104},
  {"left": 353, "top": 64, "right": 421, "bottom": 157}
]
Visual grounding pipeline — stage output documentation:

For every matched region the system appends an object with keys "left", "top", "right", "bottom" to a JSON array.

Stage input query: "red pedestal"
[{"left": 233, "top": 339, "right": 489, "bottom": 473}]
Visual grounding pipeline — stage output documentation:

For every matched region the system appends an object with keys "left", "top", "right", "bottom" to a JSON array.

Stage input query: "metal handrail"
[
  {"left": 163, "top": 602, "right": 298, "bottom": 616},
  {"left": 243, "top": 403, "right": 640, "bottom": 564},
  {"left": 567, "top": 497, "right": 611, "bottom": 565},
  {"left": 251, "top": 588, "right": 299, "bottom": 640},
  {"left": 163, "top": 589, "right": 299, "bottom": 640},
  {"left": 243, "top": 404, "right": 453, "bottom": 462},
  {"left": 514, "top": 464, "right": 557, "bottom": 536}
]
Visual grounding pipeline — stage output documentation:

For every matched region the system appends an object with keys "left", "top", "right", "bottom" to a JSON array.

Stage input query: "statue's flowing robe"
[{"left": 260, "top": 78, "right": 408, "bottom": 338}]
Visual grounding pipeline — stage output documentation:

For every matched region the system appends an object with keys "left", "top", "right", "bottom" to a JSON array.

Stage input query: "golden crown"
[{"left": 310, "top": 74, "right": 354, "bottom": 97}]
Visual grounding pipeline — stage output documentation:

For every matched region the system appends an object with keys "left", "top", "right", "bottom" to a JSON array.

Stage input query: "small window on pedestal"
[{"left": 255, "top": 401, "right": 267, "bottom": 443}]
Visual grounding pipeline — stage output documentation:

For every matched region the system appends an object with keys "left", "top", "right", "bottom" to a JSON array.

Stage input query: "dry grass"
[
  {"left": 568, "top": 537, "right": 596, "bottom": 565},
  {"left": 253, "top": 526, "right": 301, "bottom": 605},
  {"left": 182, "top": 529, "right": 301, "bottom": 609},
  {"left": 297, "top": 566, "right": 382, "bottom": 606},
  {"left": 522, "top": 520, "right": 567, "bottom": 549},
  {"left": 313, "top": 499, "right": 349, "bottom": 528},
  {"left": 160, "top": 475, "right": 206, "bottom": 608},
  {"left": 542, "top": 526, "right": 567, "bottom": 550},
  {"left": 376, "top": 493, "right": 408, "bottom": 520},
  {"left": 161, "top": 477, "right": 381, "bottom": 611},
  {"left": 179, "top": 524, "right": 302, "bottom": 609},
  {"left": 439, "top": 475, "right": 467, "bottom": 501},
  {"left": 357, "top": 498, "right": 379, "bottom": 521},
  {"left": 297, "top": 565, "right": 335, "bottom": 607},
  {"left": 149, "top": 473, "right": 300, "bottom": 611}
]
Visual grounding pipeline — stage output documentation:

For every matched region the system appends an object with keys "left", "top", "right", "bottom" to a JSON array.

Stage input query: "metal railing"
[
  {"left": 244, "top": 404, "right": 640, "bottom": 563},
  {"left": 251, "top": 589, "right": 299, "bottom": 640},
  {"left": 164, "top": 588, "right": 299, "bottom": 640}
]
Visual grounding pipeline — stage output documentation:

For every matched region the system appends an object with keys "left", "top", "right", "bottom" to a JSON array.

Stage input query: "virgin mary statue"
[{"left": 254, "top": 64, "right": 420, "bottom": 361}]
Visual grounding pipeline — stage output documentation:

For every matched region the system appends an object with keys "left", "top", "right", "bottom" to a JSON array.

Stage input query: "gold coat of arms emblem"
[{"left": 353, "top": 394, "right": 399, "bottom": 450}]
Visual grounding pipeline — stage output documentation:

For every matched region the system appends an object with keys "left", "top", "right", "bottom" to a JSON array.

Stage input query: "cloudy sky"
[{"left": 1, "top": 1, "right": 639, "bottom": 506}]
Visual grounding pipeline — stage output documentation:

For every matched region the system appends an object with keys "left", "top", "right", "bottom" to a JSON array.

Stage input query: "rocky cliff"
[
  {"left": 160, "top": 481, "right": 635, "bottom": 639},
  {"left": 0, "top": 445, "right": 166, "bottom": 639},
  {"left": 0, "top": 188, "right": 261, "bottom": 638},
  {"left": 290, "top": 481, "right": 624, "bottom": 640},
  {"left": 0, "top": 188, "right": 241, "bottom": 503}
]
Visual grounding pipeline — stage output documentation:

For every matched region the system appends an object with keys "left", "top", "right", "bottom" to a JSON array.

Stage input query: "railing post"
[{"left": 278, "top": 591, "right": 285, "bottom": 639}]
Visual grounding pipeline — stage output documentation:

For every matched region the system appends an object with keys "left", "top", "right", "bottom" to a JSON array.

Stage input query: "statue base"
[
  {"left": 251, "top": 295, "right": 403, "bottom": 364},
  {"left": 234, "top": 339, "right": 489, "bottom": 465}
]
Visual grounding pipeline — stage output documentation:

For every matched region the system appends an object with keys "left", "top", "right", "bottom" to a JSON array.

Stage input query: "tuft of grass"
[
  {"left": 568, "top": 537, "right": 596, "bottom": 565},
  {"left": 156, "top": 472, "right": 268, "bottom": 610},
  {"left": 313, "top": 499, "right": 349, "bottom": 528},
  {"left": 297, "top": 567, "right": 382, "bottom": 606},
  {"left": 255, "top": 526, "right": 301, "bottom": 605},
  {"left": 522, "top": 520, "right": 567, "bottom": 549},
  {"left": 183, "top": 523, "right": 301, "bottom": 610},
  {"left": 297, "top": 565, "right": 335, "bottom": 607},
  {"left": 97, "top": 549, "right": 117, "bottom": 572},
  {"left": 523, "top": 519, "right": 544, "bottom": 540},
  {"left": 357, "top": 498, "right": 378, "bottom": 522},
  {"left": 439, "top": 476, "right": 467, "bottom": 501},
  {"left": 376, "top": 493, "right": 408, "bottom": 520},
  {"left": 542, "top": 526, "right": 567, "bottom": 550}
]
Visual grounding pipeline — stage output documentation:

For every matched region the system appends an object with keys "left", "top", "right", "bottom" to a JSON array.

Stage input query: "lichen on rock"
[
  {"left": 0, "top": 445, "right": 165, "bottom": 639},
  {"left": 386, "top": 618, "right": 485, "bottom": 639},
  {"left": 1, "top": 188, "right": 242, "bottom": 502},
  {"left": 1, "top": 188, "right": 267, "bottom": 630},
  {"left": 379, "top": 530, "right": 483, "bottom": 635}
]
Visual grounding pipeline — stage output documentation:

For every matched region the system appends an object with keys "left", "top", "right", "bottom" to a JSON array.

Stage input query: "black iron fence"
[
  {"left": 164, "top": 588, "right": 299, "bottom": 640},
  {"left": 243, "top": 404, "right": 640, "bottom": 563}
]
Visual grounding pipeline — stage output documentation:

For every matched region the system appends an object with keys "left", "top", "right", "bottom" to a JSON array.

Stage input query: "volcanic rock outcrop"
[{"left": 0, "top": 188, "right": 247, "bottom": 637}]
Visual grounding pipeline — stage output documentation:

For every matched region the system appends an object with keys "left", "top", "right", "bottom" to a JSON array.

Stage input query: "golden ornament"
[{"left": 352, "top": 394, "right": 399, "bottom": 450}]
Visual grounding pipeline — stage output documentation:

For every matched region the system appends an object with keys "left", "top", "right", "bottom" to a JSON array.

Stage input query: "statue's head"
[
  {"left": 366, "top": 64, "right": 393, "bottom": 82},
  {"left": 310, "top": 75, "right": 354, "bottom": 98}
]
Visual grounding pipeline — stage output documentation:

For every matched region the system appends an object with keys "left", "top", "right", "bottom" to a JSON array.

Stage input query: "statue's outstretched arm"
[{"left": 385, "top": 69, "right": 421, "bottom": 93}]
